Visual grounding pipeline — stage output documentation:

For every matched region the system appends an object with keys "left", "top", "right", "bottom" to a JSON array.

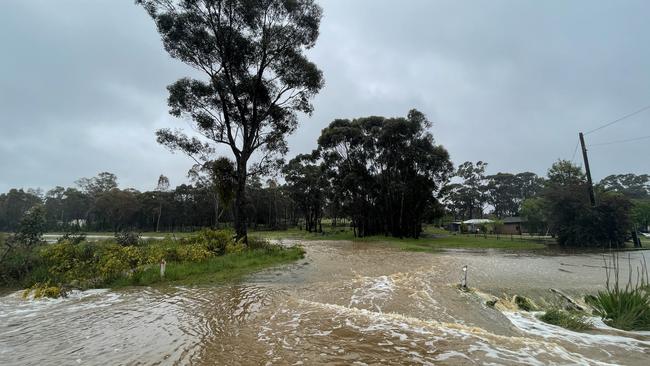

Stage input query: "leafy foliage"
[
  {"left": 520, "top": 197, "right": 547, "bottom": 234},
  {"left": 283, "top": 153, "right": 327, "bottom": 232},
  {"left": 539, "top": 309, "right": 592, "bottom": 331},
  {"left": 314, "top": 110, "right": 453, "bottom": 238},
  {"left": 597, "top": 174, "right": 649, "bottom": 199},
  {"left": 13, "top": 205, "right": 47, "bottom": 247},
  {"left": 114, "top": 231, "right": 141, "bottom": 246},
  {"left": 138, "top": 0, "right": 325, "bottom": 240},
  {"left": 2, "top": 229, "right": 289, "bottom": 291},
  {"left": 543, "top": 161, "right": 633, "bottom": 247},
  {"left": 585, "top": 253, "right": 650, "bottom": 331}
]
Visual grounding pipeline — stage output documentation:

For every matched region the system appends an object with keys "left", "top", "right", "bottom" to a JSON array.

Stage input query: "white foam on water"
[
  {"left": 504, "top": 311, "right": 650, "bottom": 352},
  {"left": 295, "top": 299, "right": 627, "bottom": 365},
  {"left": 349, "top": 275, "right": 394, "bottom": 309}
]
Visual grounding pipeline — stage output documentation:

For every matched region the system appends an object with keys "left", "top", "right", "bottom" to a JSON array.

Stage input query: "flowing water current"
[{"left": 1, "top": 240, "right": 649, "bottom": 365}]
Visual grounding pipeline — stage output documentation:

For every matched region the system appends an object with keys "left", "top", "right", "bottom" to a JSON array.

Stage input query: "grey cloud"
[{"left": 1, "top": 0, "right": 648, "bottom": 193}]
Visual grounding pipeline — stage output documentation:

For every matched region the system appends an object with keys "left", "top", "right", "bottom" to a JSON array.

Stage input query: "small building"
[
  {"left": 448, "top": 219, "right": 494, "bottom": 233},
  {"left": 501, "top": 216, "right": 526, "bottom": 235}
]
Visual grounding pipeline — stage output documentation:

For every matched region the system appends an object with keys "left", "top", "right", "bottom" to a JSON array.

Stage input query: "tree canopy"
[
  {"left": 139, "top": 0, "right": 324, "bottom": 241},
  {"left": 309, "top": 110, "right": 452, "bottom": 238}
]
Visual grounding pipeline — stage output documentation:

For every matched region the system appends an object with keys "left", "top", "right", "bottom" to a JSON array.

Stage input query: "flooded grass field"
[{"left": 1, "top": 240, "right": 649, "bottom": 365}]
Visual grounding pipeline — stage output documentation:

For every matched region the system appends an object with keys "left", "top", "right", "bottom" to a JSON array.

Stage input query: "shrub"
[
  {"left": 41, "top": 241, "right": 100, "bottom": 284},
  {"left": 514, "top": 295, "right": 538, "bottom": 311},
  {"left": 22, "top": 281, "right": 67, "bottom": 299},
  {"left": 181, "top": 229, "right": 235, "bottom": 256},
  {"left": 0, "top": 246, "right": 46, "bottom": 286},
  {"left": 175, "top": 244, "right": 214, "bottom": 262},
  {"left": 246, "top": 236, "right": 273, "bottom": 250},
  {"left": 539, "top": 309, "right": 592, "bottom": 331},
  {"left": 585, "top": 253, "right": 650, "bottom": 331},
  {"left": 115, "top": 231, "right": 141, "bottom": 246},
  {"left": 98, "top": 245, "right": 145, "bottom": 279},
  {"left": 56, "top": 232, "right": 87, "bottom": 245}
]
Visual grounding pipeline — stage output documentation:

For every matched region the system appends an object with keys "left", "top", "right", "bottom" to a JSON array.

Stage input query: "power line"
[
  {"left": 584, "top": 103, "right": 650, "bottom": 135},
  {"left": 589, "top": 134, "right": 650, "bottom": 147},
  {"left": 570, "top": 142, "right": 579, "bottom": 162}
]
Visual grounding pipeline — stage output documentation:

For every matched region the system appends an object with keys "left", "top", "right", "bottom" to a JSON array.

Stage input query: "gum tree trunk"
[{"left": 234, "top": 159, "right": 248, "bottom": 243}]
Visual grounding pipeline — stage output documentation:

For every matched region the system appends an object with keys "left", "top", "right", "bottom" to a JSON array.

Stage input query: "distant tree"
[
  {"left": 155, "top": 175, "right": 170, "bottom": 232},
  {"left": 546, "top": 159, "right": 585, "bottom": 187},
  {"left": 485, "top": 173, "right": 519, "bottom": 218},
  {"left": 139, "top": 0, "right": 325, "bottom": 242},
  {"left": 597, "top": 173, "right": 649, "bottom": 199},
  {"left": 283, "top": 153, "right": 326, "bottom": 232},
  {"left": 443, "top": 161, "right": 487, "bottom": 219},
  {"left": 44, "top": 186, "right": 66, "bottom": 228},
  {"left": 0, "top": 189, "right": 42, "bottom": 231},
  {"left": 485, "top": 172, "right": 545, "bottom": 218},
  {"left": 93, "top": 189, "right": 142, "bottom": 232},
  {"left": 194, "top": 157, "right": 238, "bottom": 228},
  {"left": 516, "top": 172, "right": 545, "bottom": 201},
  {"left": 60, "top": 187, "right": 91, "bottom": 228},
  {"left": 632, "top": 199, "right": 650, "bottom": 232},
  {"left": 15, "top": 205, "right": 47, "bottom": 248},
  {"left": 520, "top": 197, "right": 547, "bottom": 235},
  {"left": 75, "top": 172, "right": 118, "bottom": 196}
]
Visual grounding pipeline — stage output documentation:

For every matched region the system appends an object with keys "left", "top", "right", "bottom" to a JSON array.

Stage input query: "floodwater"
[{"left": 1, "top": 241, "right": 649, "bottom": 365}]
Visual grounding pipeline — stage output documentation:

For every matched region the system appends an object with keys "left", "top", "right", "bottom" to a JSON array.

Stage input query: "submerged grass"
[{"left": 539, "top": 309, "right": 592, "bottom": 331}]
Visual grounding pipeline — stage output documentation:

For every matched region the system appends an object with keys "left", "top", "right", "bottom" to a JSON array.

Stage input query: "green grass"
[
  {"left": 2, "top": 230, "right": 306, "bottom": 294},
  {"left": 586, "top": 289, "right": 650, "bottom": 331},
  {"left": 250, "top": 227, "right": 547, "bottom": 251},
  {"left": 539, "top": 309, "right": 593, "bottom": 331},
  {"left": 108, "top": 246, "right": 305, "bottom": 287}
]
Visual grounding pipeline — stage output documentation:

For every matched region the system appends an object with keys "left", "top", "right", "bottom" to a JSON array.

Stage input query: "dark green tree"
[
  {"left": 15, "top": 205, "right": 47, "bottom": 247},
  {"left": 543, "top": 161, "right": 632, "bottom": 247},
  {"left": 315, "top": 110, "right": 452, "bottom": 238},
  {"left": 597, "top": 173, "right": 649, "bottom": 199},
  {"left": 442, "top": 161, "right": 487, "bottom": 219},
  {"left": 139, "top": 0, "right": 324, "bottom": 241},
  {"left": 546, "top": 159, "right": 585, "bottom": 186},
  {"left": 283, "top": 152, "right": 326, "bottom": 232}
]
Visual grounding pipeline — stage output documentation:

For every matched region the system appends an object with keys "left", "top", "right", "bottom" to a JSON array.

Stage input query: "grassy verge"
[
  {"left": 250, "top": 228, "right": 547, "bottom": 251},
  {"left": 1, "top": 230, "right": 305, "bottom": 297},
  {"left": 108, "top": 246, "right": 305, "bottom": 287}
]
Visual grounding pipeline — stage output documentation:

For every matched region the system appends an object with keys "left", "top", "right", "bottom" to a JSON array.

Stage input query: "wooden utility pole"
[{"left": 579, "top": 132, "right": 596, "bottom": 206}]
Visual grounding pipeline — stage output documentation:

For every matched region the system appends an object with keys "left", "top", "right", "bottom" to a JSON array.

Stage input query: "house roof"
[
  {"left": 503, "top": 216, "right": 525, "bottom": 224},
  {"left": 463, "top": 219, "right": 493, "bottom": 224}
]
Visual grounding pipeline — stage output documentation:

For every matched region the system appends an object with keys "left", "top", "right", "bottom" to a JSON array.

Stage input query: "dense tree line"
[
  {"left": 0, "top": 172, "right": 299, "bottom": 233},
  {"left": 441, "top": 161, "right": 545, "bottom": 220}
]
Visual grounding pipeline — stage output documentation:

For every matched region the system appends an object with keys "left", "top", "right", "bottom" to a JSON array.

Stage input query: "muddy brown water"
[{"left": 1, "top": 240, "right": 649, "bottom": 365}]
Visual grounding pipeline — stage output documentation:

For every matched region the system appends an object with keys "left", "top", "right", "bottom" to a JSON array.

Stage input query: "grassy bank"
[
  {"left": 1, "top": 230, "right": 305, "bottom": 297},
  {"left": 109, "top": 246, "right": 305, "bottom": 287},
  {"left": 250, "top": 227, "right": 547, "bottom": 250}
]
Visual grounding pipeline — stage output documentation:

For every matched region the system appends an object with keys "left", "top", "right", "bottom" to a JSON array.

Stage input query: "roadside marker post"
[{"left": 160, "top": 259, "right": 166, "bottom": 278}]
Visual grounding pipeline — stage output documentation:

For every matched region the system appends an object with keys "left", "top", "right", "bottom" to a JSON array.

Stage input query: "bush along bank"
[{"left": 4, "top": 229, "right": 305, "bottom": 298}]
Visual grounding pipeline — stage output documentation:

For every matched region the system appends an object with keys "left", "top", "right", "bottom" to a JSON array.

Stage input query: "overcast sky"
[{"left": 1, "top": 0, "right": 648, "bottom": 193}]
